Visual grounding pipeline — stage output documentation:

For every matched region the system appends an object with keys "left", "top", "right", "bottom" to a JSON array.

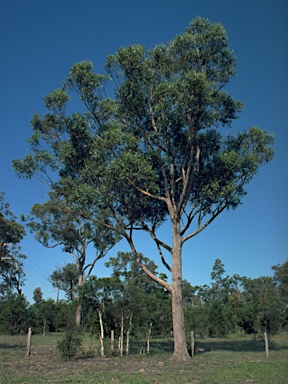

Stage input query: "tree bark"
[
  {"left": 126, "top": 312, "right": 132, "bottom": 356},
  {"left": 111, "top": 330, "right": 114, "bottom": 352},
  {"left": 119, "top": 311, "right": 124, "bottom": 357},
  {"left": 171, "top": 222, "right": 190, "bottom": 360},
  {"left": 26, "top": 328, "right": 32, "bottom": 356},
  {"left": 98, "top": 309, "right": 105, "bottom": 357},
  {"left": 126, "top": 330, "right": 130, "bottom": 356},
  {"left": 75, "top": 272, "right": 83, "bottom": 326},
  {"left": 191, "top": 331, "right": 195, "bottom": 357},
  {"left": 43, "top": 317, "right": 46, "bottom": 336},
  {"left": 147, "top": 321, "right": 153, "bottom": 355},
  {"left": 264, "top": 330, "right": 269, "bottom": 358},
  {"left": 75, "top": 302, "right": 82, "bottom": 327}
]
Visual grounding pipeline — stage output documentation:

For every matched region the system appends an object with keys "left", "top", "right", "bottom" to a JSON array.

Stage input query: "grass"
[{"left": 0, "top": 332, "right": 287, "bottom": 383}]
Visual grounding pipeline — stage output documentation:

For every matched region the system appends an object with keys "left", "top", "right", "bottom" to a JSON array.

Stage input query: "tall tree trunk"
[
  {"left": 147, "top": 321, "right": 153, "bottom": 355},
  {"left": 171, "top": 222, "right": 190, "bottom": 360},
  {"left": 111, "top": 330, "right": 114, "bottom": 352},
  {"left": 75, "top": 273, "right": 83, "bottom": 326},
  {"left": 125, "top": 312, "right": 133, "bottom": 356},
  {"left": 75, "top": 302, "right": 82, "bottom": 327},
  {"left": 119, "top": 310, "right": 124, "bottom": 357},
  {"left": 43, "top": 317, "right": 46, "bottom": 336},
  {"left": 98, "top": 309, "right": 105, "bottom": 357}
]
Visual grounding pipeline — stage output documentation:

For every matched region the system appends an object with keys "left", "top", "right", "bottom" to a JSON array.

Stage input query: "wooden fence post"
[{"left": 26, "top": 328, "right": 32, "bottom": 356}]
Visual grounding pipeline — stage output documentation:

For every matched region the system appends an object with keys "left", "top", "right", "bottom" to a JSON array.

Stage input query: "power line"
[
  {"left": 23, "top": 266, "right": 51, "bottom": 288},
  {"left": 25, "top": 256, "right": 50, "bottom": 276},
  {"left": 24, "top": 263, "right": 48, "bottom": 280}
]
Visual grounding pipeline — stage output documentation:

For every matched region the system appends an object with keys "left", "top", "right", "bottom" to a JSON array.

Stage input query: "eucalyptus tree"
[
  {"left": 31, "top": 287, "right": 55, "bottom": 335},
  {"left": 13, "top": 18, "right": 274, "bottom": 360},
  {"left": 0, "top": 253, "right": 26, "bottom": 296},
  {"left": 50, "top": 263, "right": 78, "bottom": 301},
  {"left": 25, "top": 195, "right": 118, "bottom": 325},
  {"left": 0, "top": 293, "right": 29, "bottom": 334},
  {"left": 210, "top": 258, "right": 226, "bottom": 301},
  {"left": 272, "top": 259, "right": 288, "bottom": 302},
  {"left": 0, "top": 192, "right": 26, "bottom": 296},
  {"left": 106, "top": 252, "right": 172, "bottom": 341},
  {"left": 79, "top": 275, "right": 123, "bottom": 357},
  {"left": 242, "top": 276, "right": 283, "bottom": 336}
]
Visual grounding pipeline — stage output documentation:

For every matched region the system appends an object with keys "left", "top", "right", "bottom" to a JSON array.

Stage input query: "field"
[{"left": 0, "top": 332, "right": 287, "bottom": 383}]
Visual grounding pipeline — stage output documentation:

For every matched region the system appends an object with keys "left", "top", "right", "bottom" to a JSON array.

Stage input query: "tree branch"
[
  {"left": 123, "top": 232, "right": 172, "bottom": 293},
  {"left": 140, "top": 221, "right": 172, "bottom": 272},
  {"left": 127, "top": 178, "right": 166, "bottom": 202},
  {"left": 182, "top": 202, "right": 228, "bottom": 244}
]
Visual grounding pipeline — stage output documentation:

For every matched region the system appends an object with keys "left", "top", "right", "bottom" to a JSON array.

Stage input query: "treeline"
[{"left": 1, "top": 254, "right": 287, "bottom": 342}]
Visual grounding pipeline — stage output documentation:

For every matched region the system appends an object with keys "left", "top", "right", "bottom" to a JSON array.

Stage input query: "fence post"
[{"left": 26, "top": 328, "right": 32, "bottom": 356}]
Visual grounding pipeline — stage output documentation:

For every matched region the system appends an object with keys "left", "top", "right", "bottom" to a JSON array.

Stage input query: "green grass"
[{"left": 0, "top": 332, "right": 287, "bottom": 383}]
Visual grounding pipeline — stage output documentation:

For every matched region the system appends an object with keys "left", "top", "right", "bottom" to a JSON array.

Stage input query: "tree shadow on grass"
[
  {"left": 113, "top": 337, "right": 288, "bottom": 356},
  {"left": 195, "top": 338, "right": 288, "bottom": 353},
  {"left": 0, "top": 343, "right": 25, "bottom": 350},
  {"left": 129, "top": 339, "right": 174, "bottom": 355}
]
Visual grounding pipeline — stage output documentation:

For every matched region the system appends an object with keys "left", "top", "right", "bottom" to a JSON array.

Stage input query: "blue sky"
[{"left": 1, "top": 0, "right": 287, "bottom": 302}]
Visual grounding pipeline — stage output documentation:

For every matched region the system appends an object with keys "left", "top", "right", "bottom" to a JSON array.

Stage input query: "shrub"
[{"left": 57, "top": 329, "right": 83, "bottom": 359}]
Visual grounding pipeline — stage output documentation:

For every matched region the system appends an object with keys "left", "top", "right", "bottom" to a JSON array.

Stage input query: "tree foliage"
[
  {"left": 50, "top": 264, "right": 78, "bottom": 301},
  {"left": 0, "top": 258, "right": 286, "bottom": 342},
  {"left": 0, "top": 192, "right": 26, "bottom": 296},
  {"left": 26, "top": 195, "right": 119, "bottom": 287},
  {"left": 0, "top": 293, "right": 29, "bottom": 334}
]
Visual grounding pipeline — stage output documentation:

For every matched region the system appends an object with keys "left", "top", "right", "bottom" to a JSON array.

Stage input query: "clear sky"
[{"left": 1, "top": 0, "right": 287, "bottom": 302}]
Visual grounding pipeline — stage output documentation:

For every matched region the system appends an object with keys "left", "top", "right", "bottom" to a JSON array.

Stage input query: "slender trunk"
[
  {"left": 191, "top": 331, "right": 195, "bottom": 357},
  {"left": 118, "top": 336, "right": 121, "bottom": 355},
  {"left": 147, "top": 321, "right": 153, "bottom": 355},
  {"left": 70, "top": 280, "right": 74, "bottom": 301},
  {"left": 75, "top": 273, "right": 83, "bottom": 326},
  {"left": 98, "top": 309, "right": 105, "bottom": 357},
  {"left": 171, "top": 221, "right": 190, "bottom": 360},
  {"left": 264, "top": 328, "right": 269, "bottom": 359},
  {"left": 126, "top": 312, "right": 133, "bottom": 356},
  {"left": 75, "top": 302, "right": 82, "bottom": 327},
  {"left": 126, "top": 330, "right": 130, "bottom": 356},
  {"left": 26, "top": 328, "right": 32, "bottom": 356},
  {"left": 119, "top": 311, "right": 124, "bottom": 357},
  {"left": 43, "top": 317, "right": 46, "bottom": 336},
  {"left": 111, "top": 330, "right": 114, "bottom": 352}
]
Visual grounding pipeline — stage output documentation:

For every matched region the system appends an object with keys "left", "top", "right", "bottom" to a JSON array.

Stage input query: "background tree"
[
  {"left": 13, "top": 18, "right": 274, "bottom": 360},
  {"left": 210, "top": 258, "right": 226, "bottom": 301},
  {"left": 272, "top": 260, "right": 288, "bottom": 329},
  {"left": 79, "top": 275, "right": 123, "bottom": 357},
  {"left": 184, "top": 260, "right": 246, "bottom": 337},
  {"left": 50, "top": 263, "right": 78, "bottom": 301},
  {"left": 0, "top": 252, "right": 26, "bottom": 296},
  {"left": 26, "top": 195, "right": 119, "bottom": 325},
  {"left": 30, "top": 287, "right": 56, "bottom": 335},
  {"left": 0, "top": 192, "right": 25, "bottom": 260},
  {"left": 0, "top": 293, "right": 29, "bottom": 334},
  {"left": 0, "top": 192, "right": 26, "bottom": 296},
  {"left": 272, "top": 260, "right": 288, "bottom": 303},
  {"left": 106, "top": 252, "right": 172, "bottom": 346},
  {"left": 242, "top": 276, "right": 284, "bottom": 336}
]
